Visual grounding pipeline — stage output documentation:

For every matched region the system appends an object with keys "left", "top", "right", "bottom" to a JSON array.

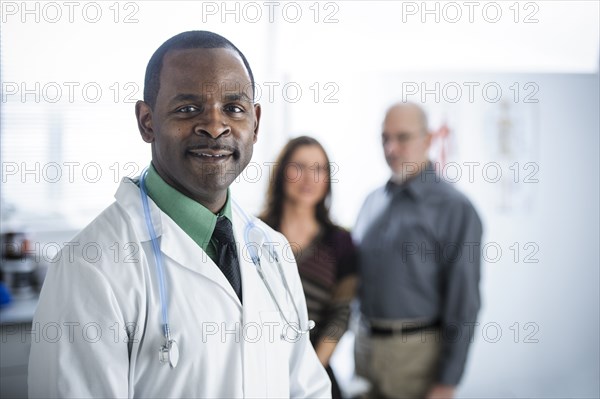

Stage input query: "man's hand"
[{"left": 426, "top": 384, "right": 455, "bottom": 399}]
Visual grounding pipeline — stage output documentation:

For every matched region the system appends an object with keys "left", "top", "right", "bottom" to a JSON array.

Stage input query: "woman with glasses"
[{"left": 261, "top": 136, "right": 357, "bottom": 398}]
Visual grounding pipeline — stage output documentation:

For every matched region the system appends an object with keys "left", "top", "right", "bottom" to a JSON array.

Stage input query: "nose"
[
  {"left": 384, "top": 140, "right": 398, "bottom": 157},
  {"left": 300, "top": 166, "right": 314, "bottom": 183},
  {"left": 193, "top": 108, "right": 231, "bottom": 138}
]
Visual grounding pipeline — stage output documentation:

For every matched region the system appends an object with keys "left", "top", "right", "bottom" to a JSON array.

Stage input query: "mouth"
[
  {"left": 298, "top": 186, "right": 315, "bottom": 194},
  {"left": 187, "top": 148, "right": 235, "bottom": 162}
]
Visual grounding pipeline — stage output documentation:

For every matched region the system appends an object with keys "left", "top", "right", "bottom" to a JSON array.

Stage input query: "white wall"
[{"left": 311, "top": 71, "right": 599, "bottom": 398}]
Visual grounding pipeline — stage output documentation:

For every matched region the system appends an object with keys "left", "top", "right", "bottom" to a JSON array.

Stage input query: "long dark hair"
[{"left": 260, "top": 136, "right": 334, "bottom": 232}]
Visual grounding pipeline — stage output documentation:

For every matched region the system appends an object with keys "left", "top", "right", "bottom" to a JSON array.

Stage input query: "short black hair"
[{"left": 143, "top": 30, "right": 255, "bottom": 109}]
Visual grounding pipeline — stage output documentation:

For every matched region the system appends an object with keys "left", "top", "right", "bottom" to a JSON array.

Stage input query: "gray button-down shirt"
[{"left": 354, "top": 162, "right": 483, "bottom": 385}]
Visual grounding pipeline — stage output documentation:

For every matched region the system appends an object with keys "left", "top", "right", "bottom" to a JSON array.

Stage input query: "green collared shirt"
[{"left": 144, "top": 164, "right": 232, "bottom": 264}]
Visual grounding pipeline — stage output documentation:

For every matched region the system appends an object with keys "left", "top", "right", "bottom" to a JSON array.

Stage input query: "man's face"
[
  {"left": 136, "top": 48, "right": 260, "bottom": 204},
  {"left": 381, "top": 106, "right": 431, "bottom": 179}
]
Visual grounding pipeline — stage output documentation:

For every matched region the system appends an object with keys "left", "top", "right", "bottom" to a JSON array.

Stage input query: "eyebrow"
[
  {"left": 170, "top": 94, "right": 203, "bottom": 105},
  {"left": 169, "top": 92, "right": 253, "bottom": 105},
  {"left": 383, "top": 130, "right": 411, "bottom": 135},
  {"left": 223, "top": 92, "right": 253, "bottom": 103},
  {"left": 382, "top": 131, "right": 413, "bottom": 139}
]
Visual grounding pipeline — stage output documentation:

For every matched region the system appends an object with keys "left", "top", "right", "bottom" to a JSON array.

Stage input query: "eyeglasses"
[
  {"left": 382, "top": 132, "right": 423, "bottom": 146},
  {"left": 285, "top": 162, "right": 330, "bottom": 182}
]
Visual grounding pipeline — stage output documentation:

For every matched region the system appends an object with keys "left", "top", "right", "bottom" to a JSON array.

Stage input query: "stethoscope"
[{"left": 138, "top": 168, "right": 314, "bottom": 369}]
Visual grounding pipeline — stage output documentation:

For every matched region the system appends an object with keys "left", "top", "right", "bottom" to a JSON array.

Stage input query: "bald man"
[{"left": 353, "top": 103, "right": 483, "bottom": 399}]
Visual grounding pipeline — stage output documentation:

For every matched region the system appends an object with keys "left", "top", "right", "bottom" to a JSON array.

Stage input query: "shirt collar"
[
  {"left": 386, "top": 161, "right": 438, "bottom": 199},
  {"left": 144, "top": 163, "right": 232, "bottom": 252}
]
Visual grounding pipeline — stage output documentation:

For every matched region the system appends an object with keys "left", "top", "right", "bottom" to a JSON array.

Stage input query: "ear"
[
  {"left": 252, "top": 103, "right": 261, "bottom": 143},
  {"left": 136, "top": 100, "right": 155, "bottom": 143},
  {"left": 424, "top": 131, "right": 433, "bottom": 150}
]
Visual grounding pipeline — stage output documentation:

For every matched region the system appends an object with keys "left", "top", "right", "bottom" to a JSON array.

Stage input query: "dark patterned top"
[{"left": 293, "top": 225, "right": 357, "bottom": 345}]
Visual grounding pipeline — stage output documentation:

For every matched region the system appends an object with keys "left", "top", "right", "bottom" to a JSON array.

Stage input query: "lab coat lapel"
[
  {"left": 115, "top": 177, "right": 242, "bottom": 307},
  {"left": 232, "top": 206, "right": 270, "bottom": 398},
  {"left": 115, "top": 177, "right": 158, "bottom": 242},
  {"left": 232, "top": 208, "right": 273, "bottom": 309},
  {"left": 160, "top": 215, "right": 242, "bottom": 307}
]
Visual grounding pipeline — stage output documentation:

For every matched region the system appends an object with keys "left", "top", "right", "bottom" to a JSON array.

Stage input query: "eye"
[
  {"left": 176, "top": 105, "right": 200, "bottom": 113},
  {"left": 224, "top": 104, "right": 245, "bottom": 114},
  {"left": 398, "top": 133, "right": 412, "bottom": 143}
]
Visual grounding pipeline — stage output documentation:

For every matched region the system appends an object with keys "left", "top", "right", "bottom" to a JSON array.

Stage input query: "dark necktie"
[{"left": 211, "top": 216, "right": 243, "bottom": 302}]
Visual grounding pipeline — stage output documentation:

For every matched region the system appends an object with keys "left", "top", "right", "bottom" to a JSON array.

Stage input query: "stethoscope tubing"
[
  {"left": 139, "top": 169, "right": 171, "bottom": 340},
  {"left": 232, "top": 200, "right": 315, "bottom": 336}
]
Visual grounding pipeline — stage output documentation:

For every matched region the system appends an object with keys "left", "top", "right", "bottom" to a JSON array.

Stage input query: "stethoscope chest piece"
[{"left": 159, "top": 339, "right": 179, "bottom": 368}]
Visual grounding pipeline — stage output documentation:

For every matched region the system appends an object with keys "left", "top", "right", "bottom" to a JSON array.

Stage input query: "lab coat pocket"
[{"left": 259, "top": 310, "right": 291, "bottom": 397}]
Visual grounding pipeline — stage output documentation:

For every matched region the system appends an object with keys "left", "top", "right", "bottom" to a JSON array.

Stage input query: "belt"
[{"left": 370, "top": 320, "right": 440, "bottom": 336}]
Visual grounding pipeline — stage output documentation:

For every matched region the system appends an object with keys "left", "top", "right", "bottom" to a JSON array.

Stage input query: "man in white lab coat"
[{"left": 28, "top": 30, "right": 331, "bottom": 398}]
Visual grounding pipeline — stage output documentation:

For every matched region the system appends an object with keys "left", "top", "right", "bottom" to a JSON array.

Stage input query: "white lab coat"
[{"left": 28, "top": 178, "right": 331, "bottom": 398}]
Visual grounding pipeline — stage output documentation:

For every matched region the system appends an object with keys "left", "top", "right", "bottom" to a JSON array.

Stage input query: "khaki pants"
[{"left": 355, "top": 319, "right": 441, "bottom": 399}]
